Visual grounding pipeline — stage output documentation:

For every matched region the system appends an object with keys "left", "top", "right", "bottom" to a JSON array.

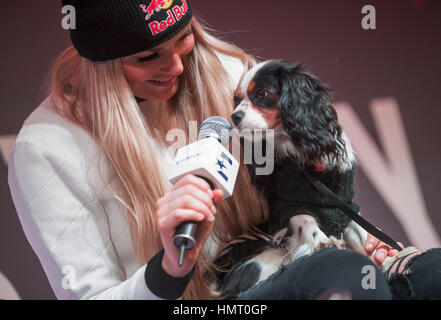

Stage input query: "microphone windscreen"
[{"left": 198, "top": 116, "right": 231, "bottom": 147}]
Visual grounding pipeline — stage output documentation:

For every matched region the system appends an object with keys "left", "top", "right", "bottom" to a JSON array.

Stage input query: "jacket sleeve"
[{"left": 7, "top": 140, "right": 164, "bottom": 300}]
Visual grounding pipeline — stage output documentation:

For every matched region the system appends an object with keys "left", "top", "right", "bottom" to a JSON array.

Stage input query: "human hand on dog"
[
  {"left": 156, "top": 174, "right": 224, "bottom": 278},
  {"left": 365, "top": 233, "right": 404, "bottom": 264}
]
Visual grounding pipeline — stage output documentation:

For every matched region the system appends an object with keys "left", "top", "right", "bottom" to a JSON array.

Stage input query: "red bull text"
[{"left": 139, "top": 0, "right": 189, "bottom": 36}]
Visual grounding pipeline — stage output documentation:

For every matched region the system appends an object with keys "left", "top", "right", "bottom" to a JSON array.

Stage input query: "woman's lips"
[{"left": 148, "top": 75, "right": 178, "bottom": 87}]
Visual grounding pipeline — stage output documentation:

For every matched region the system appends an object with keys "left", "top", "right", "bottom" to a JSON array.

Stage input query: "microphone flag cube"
[{"left": 169, "top": 138, "right": 239, "bottom": 198}]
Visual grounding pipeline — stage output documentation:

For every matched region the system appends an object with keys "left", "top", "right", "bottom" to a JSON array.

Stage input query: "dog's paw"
[
  {"left": 319, "top": 236, "right": 346, "bottom": 250},
  {"left": 285, "top": 215, "right": 347, "bottom": 262}
]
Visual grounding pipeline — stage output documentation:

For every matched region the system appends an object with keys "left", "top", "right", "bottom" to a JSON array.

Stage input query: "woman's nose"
[{"left": 160, "top": 53, "right": 184, "bottom": 76}]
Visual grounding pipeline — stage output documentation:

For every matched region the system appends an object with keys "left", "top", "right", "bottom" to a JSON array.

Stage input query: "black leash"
[{"left": 302, "top": 170, "right": 402, "bottom": 251}]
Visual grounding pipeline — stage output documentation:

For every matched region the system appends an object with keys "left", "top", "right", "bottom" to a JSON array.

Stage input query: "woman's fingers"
[
  {"left": 163, "top": 183, "right": 214, "bottom": 210},
  {"left": 160, "top": 194, "right": 214, "bottom": 225},
  {"left": 387, "top": 242, "right": 404, "bottom": 257},
  {"left": 155, "top": 175, "right": 222, "bottom": 277},
  {"left": 365, "top": 230, "right": 406, "bottom": 265},
  {"left": 365, "top": 233, "right": 380, "bottom": 255},
  {"left": 213, "top": 189, "right": 224, "bottom": 206},
  {"left": 172, "top": 174, "right": 212, "bottom": 193},
  {"left": 157, "top": 208, "right": 206, "bottom": 231},
  {"left": 374, "top": 242, "right": 392, "bottom": 264}
]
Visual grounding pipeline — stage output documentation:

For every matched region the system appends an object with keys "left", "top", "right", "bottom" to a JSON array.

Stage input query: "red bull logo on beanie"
[
  {"left": 140, "top": 0, "right": 173, "bottom": 20},
  {"left": 139, "top": 0, "right": 189, "bottom": 36}
]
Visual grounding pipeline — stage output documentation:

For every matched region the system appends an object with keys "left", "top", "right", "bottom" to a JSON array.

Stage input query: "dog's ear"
[{"left": 277, "top": 63, "right": 345, "bottom": 166}]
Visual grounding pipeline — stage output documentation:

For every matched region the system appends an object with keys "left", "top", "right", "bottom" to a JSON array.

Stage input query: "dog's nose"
[{"left": 231, "top": 112, "right": 244, "bottom": 127}]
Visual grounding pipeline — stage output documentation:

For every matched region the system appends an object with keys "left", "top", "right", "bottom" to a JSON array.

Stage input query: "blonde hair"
[{"left": 48, "top": 17, "right": 268, "bottom": 299}]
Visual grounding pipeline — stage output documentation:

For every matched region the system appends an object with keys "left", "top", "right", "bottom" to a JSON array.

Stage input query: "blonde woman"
[
  {"left": 7, "top": 0, "right": 270, "bottom": 300},
  {"left": 9, "top": 0, "right": 435, "bottom": 300}
]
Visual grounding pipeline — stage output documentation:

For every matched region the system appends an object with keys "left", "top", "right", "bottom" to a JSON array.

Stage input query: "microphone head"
[{"left": 198, "top": 116, "right": 231, "bottom": 147}]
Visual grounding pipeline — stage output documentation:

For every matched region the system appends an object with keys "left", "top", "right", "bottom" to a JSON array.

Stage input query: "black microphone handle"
[{"left": 173, "top": 175, "right": 215, "bottom": 266}]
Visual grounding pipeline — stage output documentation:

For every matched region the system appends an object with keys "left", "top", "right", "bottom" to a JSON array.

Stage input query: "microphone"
[{"left": 169, "top": 116, "right": 240, "bottom": 266}]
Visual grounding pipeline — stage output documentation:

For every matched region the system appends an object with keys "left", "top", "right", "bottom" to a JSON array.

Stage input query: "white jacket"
[{"left": 7, "top": 54, "right": 244, "bottom": 300}]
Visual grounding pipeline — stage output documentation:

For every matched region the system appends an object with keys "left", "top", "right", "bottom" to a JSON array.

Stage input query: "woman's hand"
[
  {"left": 155, "top": 174, "right": 224, "bottom": 278},
  {"left": 365, "top": 233, "right": 404, "bottom": 264}
]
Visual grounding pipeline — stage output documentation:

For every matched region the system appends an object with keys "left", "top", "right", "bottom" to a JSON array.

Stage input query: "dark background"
[{"left": 1, "top": 0, "right": 440, "bottom": 299}]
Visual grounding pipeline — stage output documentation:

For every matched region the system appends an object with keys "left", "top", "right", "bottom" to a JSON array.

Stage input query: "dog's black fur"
[{"left": 262, "top": 61, "right": 346, "bottom": 166}]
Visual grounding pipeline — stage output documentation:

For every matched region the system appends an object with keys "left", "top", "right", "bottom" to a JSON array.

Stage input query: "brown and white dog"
[{"left": 218, "top": 60, "right": 417, "bottom": 298}]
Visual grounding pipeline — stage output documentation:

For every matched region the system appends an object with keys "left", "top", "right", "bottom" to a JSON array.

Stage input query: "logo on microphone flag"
[
  {"left": 169, "top": 138, "right": 239, "bottom": 198},
  {"left": 216, "top": 151, "right": 233, "bottom": 182}
]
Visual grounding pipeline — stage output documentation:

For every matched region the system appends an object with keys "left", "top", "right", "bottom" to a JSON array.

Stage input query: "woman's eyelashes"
[
  {"left": 181, "top": 28, "right": 193, "bottom": 39},
  {"left": 137, "top": 52, "right": 159, "bottom": 63},
  {"left": 136, "top": 30, "right": 193, "bottom": 63}
]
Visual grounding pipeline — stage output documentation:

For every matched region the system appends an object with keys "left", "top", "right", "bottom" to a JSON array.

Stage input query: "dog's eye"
[{"left": 255, "top": 89, "right": 268, "bottom": 101}]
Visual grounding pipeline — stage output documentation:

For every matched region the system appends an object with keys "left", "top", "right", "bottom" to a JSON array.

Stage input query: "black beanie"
[{"left": 62, "top": 0, "right": 193, "bottom": 62}]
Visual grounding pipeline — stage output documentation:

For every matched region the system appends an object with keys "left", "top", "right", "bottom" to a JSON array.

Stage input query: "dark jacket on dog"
[
  {"left": 215, "top": 158, "right": 359, "bottom": 285},
  {"left": 268, "top": 158, "right": 360, "bottom": 238},
  {"left": 261, "top": 157, "right": 359, "bottom": 238}
]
